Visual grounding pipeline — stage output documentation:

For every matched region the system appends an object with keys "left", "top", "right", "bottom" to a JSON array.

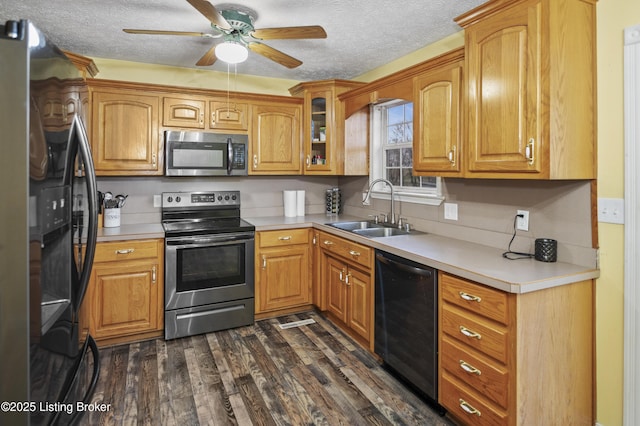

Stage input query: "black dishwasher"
[{"left": 374, "top": 250, "right": 440, "bottom": 407}]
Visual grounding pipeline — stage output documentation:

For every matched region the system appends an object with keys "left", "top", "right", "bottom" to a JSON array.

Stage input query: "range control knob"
[
  {"left": 231, "top": 195, "right": 237, "bottom": 200},
  {"left": 176, "top": 196, "right": 181, "bottom": 203},
  {"left": 167, "top": 196, "right": 173, "bottom": 203},
  {"left": 218, "top": 195, "right": 223, "bottom": 201},
  {"left": 224, "top": 195, "right": 230, "bottom": 201}
]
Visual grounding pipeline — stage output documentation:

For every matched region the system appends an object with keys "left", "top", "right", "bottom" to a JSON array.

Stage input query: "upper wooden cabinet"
[
  {"left": 456, "top": 0, "right": 596, "bottom": 179},
  {"left": 413, "top": 49, "right": 464, "bottom": 176},
  {"left": 89, "top": 81, "right": 162, "bottom": 175},
  {"left": 250, "top": 101, "right": 303, "bottom": 174},
  {"left": 162, "top": 96, "right": 249, "bottom": 131},
  {"left": 289, "top": 80, "right": 365, "bottom": 175}
]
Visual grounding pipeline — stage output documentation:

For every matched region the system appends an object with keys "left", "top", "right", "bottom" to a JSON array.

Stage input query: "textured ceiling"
[{"left": 0, "top": 0, "right": 485, "bottom": 81}]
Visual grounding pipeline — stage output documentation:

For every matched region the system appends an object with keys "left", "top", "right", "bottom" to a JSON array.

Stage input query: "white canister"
[
  {"left": 296, "top": 190, "right": 305, "bottom": 216},
  {"left": 283, "top": 190, "right": 297, "bottom": 217},
  {"left": 103, "top": 208, "right": 121, "bottom": 227}
]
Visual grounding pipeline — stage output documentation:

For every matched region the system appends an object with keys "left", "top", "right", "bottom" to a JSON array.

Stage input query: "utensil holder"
[
  {"left": 535, "top": 238, "right": 557, "bottom": 262},
  {"left": 103, "top": 208, "right": 121, "bottom": 228}
]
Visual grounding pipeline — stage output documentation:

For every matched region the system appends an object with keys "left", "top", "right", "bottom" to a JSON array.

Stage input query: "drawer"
[
  {"left": 440, "top": 373, "right": 508, "bottom": 426},
  {"left": 259, "top": 229, "right": 310, "bottom": 248},
  {"left": 441, "top": 336, "right": 509, "bottom": 409},
  {"left": 441, "top": 304, "right": 509, "bottom": 364},
  {"left": 319, "top": 233, "right": 372, "bottom": 269},
  {"left": 441, "top": 273, "right": 510, "bottom": 325},
  {"left": 95, "top": 239, "right": 161, "bottom": 262}
]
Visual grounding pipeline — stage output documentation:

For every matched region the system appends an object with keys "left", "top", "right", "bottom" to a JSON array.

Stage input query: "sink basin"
[
  {"left": 352, "top": 227, "right": 412, "bottom": 238},
  {"left": 328, "top": 221, "right": 384, "bottom": 231}
]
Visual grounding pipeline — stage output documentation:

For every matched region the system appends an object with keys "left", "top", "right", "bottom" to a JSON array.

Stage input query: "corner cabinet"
[
  {"left": 439, "top": 272, "right": 593, "bottom": 426},
  {"left": 289, "top": 80, "right": 366, "bottom": 175},
  {"left": 81, "top": 239, "right": 164, "bottom": 346},
  {"left": 455, "top": 0, "right": 596, "bottom": 179},
  {"left": 413, "top": 49, "right": 464, "bottom": 176},
  {"left": 250, "top": 100, "right": 303, "bottom": 174},
  {"left": 255, "top": 229, "right": 312, "bottom": 318},
  {"left": 318, "top": 231, "right": 373, "bottom": 349},
  {"left": 89, "top": 81, "right": 162, "bottom": 175}
]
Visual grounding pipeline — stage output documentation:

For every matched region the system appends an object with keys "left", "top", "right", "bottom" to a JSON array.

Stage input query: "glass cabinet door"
[{"left": 306, "top": 91, "right": 331, "bottom": 172}]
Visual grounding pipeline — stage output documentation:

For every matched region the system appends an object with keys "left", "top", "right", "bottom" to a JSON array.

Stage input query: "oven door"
[{"left": 165, "top": 232, "right": 255, "bottom": 311}]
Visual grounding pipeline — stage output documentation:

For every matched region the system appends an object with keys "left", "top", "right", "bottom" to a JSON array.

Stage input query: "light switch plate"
[
  {"left": 444, "top": 202, "right": 458, "bottom": 221},
  {"left": 598, "top": 197, "right": 625, "bottom": 224}
]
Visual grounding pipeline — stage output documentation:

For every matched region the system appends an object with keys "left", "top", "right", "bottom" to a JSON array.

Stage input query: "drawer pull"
[
  {"left": 115, "top": 249, "right": 135, "bottom": 255},
  {"left": 459, "top": 291, "right": 482, "bottom": 302},
  {"left": 262, "top": 255, "right": 267, "bottom": 269},
  {"left": 459, "top": 399, "right": 481, "bottom": 417},
  {"left": 323, "top": 240, "right": 334, "bottom": 246},
  {"left": 459, "top": 360, "right": 481, "bottom": 376},
  {"left": 348, "top": 250, "right": 361, "bottom": 257},
  {"left": 278, "top": 236, "right": 292, "bottom": 241},
  {"left": 459, "top": 326, "right": 482, "bottom": 340}
]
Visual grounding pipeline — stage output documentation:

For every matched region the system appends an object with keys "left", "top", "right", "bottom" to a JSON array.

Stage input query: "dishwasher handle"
[{"left": 375, "top": 252, "right": 433, "bottom": 278}]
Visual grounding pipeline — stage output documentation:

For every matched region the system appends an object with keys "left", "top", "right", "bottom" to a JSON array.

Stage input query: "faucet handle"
[
  {"left": 397, "top": 217, "right": 405, "bottom": 228},
  {"left": 368, "top": 214, "right": 379, "bottom": 224},
  {"left": 381, "top": 213, "right": 389, "bottom": 223}
]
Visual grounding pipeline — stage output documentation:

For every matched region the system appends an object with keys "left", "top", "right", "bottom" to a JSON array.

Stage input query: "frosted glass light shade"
[{"left": 215, "top": 42, "right": 248, "bottom": 64}]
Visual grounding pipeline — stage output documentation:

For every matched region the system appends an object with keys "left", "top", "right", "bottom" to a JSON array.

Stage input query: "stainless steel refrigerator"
[{"left": 0, "top": 20, "right": 100, "bottom": 425}]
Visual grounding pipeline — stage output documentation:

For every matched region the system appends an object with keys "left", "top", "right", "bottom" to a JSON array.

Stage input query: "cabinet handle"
[
  {"left": 278, "top": 236, "right": 292, "bottom": 241},
  {"left": 348, "top": 250, "right": 360, "bottom": 257},
  {"left": 459, "top": 326, "right": 482, "bottom": 340},
  {"left": 459, "top": 291, "right": 482, "bottom": 303},
  {"left": 151, "top": 265, "right": 157, "bottom": 284},
  {"left": 211, "top": 112, "right": 215, "bottom": 126},
  {"left": 345, "top": 273, "right": 351, "bottom": 286},
  {"left": 339, "top": 269, "right": 344, "bottom": 282},
  {"left": 525, "top": 138, "right": 535, "bottom": 165},
  {"left": 253, "top": 154, "right": 258, "bottom": 169},
  {"left": 115, "top": 249, "right": 135, "bottom": 254},
  {"left": 312, "top": 235, "right": 317, "bottom": 245},
  {"left": 323, "top": 240, "right": 334, "bottom": 246},
  {"left": 459, "top": 399, "right": 481, "bottom": 417},
  {"left": 262, "top": 255, "right": 267, "bottom": 269},
  {"left": 459, "top": 360, "right": 481, "bottom": 376},
  {"left": 448, "top": 145, "right": 457, "bottom": 165},
  {"left": 152, "top": 153, "right": 157, "bottom": 167},
  {"left": 306, "top": 155, "right": 311, "bottom": 166},
  {"left": 199, "top": 112, "right": 204, "bottom": 125}
]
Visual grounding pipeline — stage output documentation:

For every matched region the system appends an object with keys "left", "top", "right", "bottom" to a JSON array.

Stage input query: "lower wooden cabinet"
[
  {"left": 318, "top": 231, "right": 373, "bottom": 348},
  {"left": 255, "top": 229, "right": 312, "bottom": 318},
  {"left": 80, "top": 238, "right": 164, "bottom": 346},
  {"left": 439, "top": 272, "right": 594, "bottom": 426}
]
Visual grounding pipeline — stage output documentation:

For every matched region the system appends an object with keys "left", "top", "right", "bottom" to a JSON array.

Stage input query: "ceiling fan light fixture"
[{"left": 215, "top": 41, "right": 248, "bottom": 64}]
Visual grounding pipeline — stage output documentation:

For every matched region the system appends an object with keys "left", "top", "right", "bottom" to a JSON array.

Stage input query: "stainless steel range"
[{"left": 162, "top": 191, "right": 255, "bottom": 340}]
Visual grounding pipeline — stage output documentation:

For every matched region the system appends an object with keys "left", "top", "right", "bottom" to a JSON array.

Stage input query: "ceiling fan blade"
[
  {"left": 123, "top": 29, "right": 209, "bottom": 37},
  {"left": 248, "top": 42, "right": 302, "bottom": 69},
  {"left": 196, "top": 45, "right": 217, "bottom": 66},
  {"left": 251, "top": 25, "right": 327, "bottom": 40},
  {"left": 186, "top": 0, "right": 231, "bottom": 30}
]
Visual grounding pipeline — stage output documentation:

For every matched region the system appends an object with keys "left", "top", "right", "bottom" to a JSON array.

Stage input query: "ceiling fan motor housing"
[{"left": 218, "top": 9, "right": 255, "bottom": 35}]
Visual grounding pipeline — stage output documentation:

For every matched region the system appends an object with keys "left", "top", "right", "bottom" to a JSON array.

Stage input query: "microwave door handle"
[{"left": 227, "top": 138, "right": 233, "bottom": 175}]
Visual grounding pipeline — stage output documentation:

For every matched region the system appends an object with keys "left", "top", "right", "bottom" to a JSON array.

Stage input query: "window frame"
[{"left": 368, "top": 100, "right": 444, "bottom": 206}]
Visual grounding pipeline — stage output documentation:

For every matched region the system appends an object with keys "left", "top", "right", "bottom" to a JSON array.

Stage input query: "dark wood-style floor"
[{"left": 81, "top": 311, "right": 456, "bottom": 425}]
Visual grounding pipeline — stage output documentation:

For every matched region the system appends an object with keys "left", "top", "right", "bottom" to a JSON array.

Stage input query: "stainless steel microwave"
[{"left": 165, "top": 130, "right": 248, "bottom": 176}]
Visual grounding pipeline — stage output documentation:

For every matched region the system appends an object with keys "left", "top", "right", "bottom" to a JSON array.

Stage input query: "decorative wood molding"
[
  {"left": 62, "top": 50, "right": 99, "bottom": 78},
  {"left": 624, "top": 22, "right": 640, "bottom": 426}
]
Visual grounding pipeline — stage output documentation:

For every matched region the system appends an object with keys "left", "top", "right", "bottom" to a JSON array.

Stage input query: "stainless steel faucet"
[{"left": 363, "top": 178, "right": 396, "bottom": 225}]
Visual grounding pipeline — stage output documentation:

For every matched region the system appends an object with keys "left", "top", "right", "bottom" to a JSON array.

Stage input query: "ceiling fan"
[{"left": 123, "top": 0, "right": 327, "bottom": 68}]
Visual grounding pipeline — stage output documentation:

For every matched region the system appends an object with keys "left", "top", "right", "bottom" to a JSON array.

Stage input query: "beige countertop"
[
  {"left": 97, "top": 215, "right": 599, "bottom": 294},
  {"left": 245, "top": 214, "right": 600, "bottom": 294}
]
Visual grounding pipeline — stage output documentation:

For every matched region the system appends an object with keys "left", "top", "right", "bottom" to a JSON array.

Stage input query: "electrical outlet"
[
  {"left": 516, "top": 210, "right": 530, "bottom": 231},
  {"left": 153, "top": 194, "right": 161, "bottom": 208},
  {"left": 444, "top": 203, "right": 458, "bottom": 221}
]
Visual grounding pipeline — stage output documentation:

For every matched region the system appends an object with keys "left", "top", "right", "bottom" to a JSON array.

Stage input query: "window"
[{"left": 369, "top": 100, "right": 442, "bottom": 205}]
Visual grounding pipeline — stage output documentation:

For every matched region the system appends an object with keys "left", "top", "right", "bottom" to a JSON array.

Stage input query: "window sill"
[{"left": 367, "top": 190, "right": 444, "bottom": 206}]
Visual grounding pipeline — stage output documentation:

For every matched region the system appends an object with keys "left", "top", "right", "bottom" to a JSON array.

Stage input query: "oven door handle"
[{"left": 166, "top": 234, "right": 254, "bottom": 248}]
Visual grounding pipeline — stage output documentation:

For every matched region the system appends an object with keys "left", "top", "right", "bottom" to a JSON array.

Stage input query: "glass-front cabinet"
[{"left": 290, "top": 80, "right": 365, "bottom": 175}]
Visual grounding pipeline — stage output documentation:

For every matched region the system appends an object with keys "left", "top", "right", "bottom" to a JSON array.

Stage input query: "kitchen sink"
[
  {"left": 327, "top": 221, "right": 423, "bottom": 238},
  {"left": 327, "top": 221, "right": 385, "bottom": 231}
]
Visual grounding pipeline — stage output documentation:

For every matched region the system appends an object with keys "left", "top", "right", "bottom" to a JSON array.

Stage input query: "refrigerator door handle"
[{"left": 71, "top": 115, "right": 98, "bottom": 312}]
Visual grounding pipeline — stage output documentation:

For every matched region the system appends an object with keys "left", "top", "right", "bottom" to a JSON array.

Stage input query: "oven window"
[{"left": 176, "top": 244, "right": 245, "bottom": 292}]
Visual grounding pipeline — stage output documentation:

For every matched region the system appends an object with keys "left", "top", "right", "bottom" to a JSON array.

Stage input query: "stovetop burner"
[{"left": 161, "top": 191, "right": 254, "bottom": 237}]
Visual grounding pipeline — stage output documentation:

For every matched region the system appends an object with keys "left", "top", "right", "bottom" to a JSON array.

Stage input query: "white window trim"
[{"left": 369, "top": 101, "right": 444, "bottom": 206}]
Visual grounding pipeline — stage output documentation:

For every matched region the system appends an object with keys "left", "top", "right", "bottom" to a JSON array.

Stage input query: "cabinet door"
[
  {"left": 250, "top": 103, "right": 302, "bottom": 174},
  {"left": 257, "top": 245, "right": 311, "bottom": 313},
  {"left": 163, "top": 97, "right": 206, "bottom": 129},
  {"left": 304, "top": 89, "right": 333, "bottom": 173},
  {"left": 413, "top": 62, "right": 463, "bottom": 175},
  {"left": 465, "top": 3, "right": 541, "bottom": 174},
  {"left": 209, "top": 100, "right": 249, "bottom": 131},
  {"left": 91, "top": 90, "right": 161, "bottom": 175},
  {"left": 346, "top": 266, "right": 371, "bottom": 342},
  {"left": 325, "top": 255, "right": 348, "bottom": 323},
  {"left": 89, "top": 260, "right": 161, "bottom": 339}
]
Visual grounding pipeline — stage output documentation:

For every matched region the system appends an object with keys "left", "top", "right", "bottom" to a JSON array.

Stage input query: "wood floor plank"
[{"left": 81, "top": 310, "right": 455, "bottom": 426}]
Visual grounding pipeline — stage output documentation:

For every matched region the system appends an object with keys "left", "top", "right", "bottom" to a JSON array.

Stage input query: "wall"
[{"left": 596, "top": 1, "right": 640, "bottom": 425}]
